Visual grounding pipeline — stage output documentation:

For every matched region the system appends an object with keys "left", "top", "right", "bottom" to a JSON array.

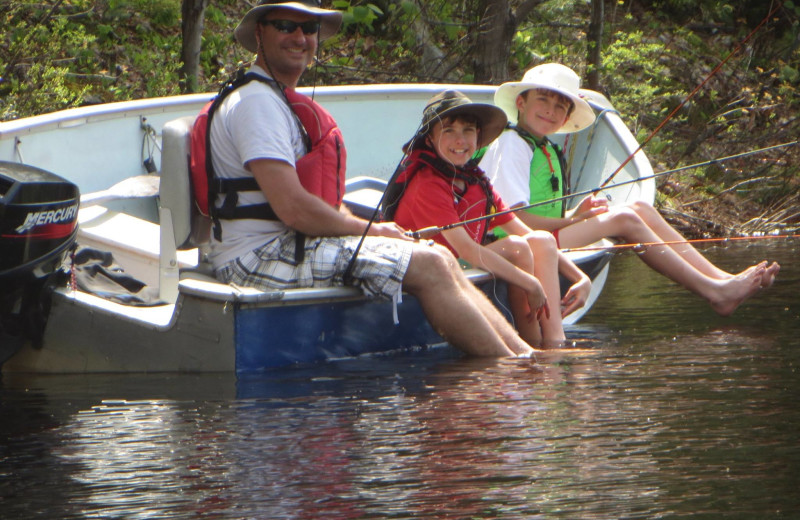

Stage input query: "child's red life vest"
[
  {"left": 189, "top": 70, "right": 346, "bottom": 240},
  {"left": 382, "top": 149, "right": 496, "bottom": 234}
]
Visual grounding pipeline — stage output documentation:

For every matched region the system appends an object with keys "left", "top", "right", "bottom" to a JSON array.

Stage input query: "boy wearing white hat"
[{"left": 480, "top": 63, "right": 778, "bottom": 316}]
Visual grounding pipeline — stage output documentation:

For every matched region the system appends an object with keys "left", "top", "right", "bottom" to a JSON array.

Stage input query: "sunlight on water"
[{"left": 1, "top": 242, "right": 799, "bottom": 519}]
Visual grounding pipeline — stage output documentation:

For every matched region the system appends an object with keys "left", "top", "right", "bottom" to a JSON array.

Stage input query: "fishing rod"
[
  {"left": 560, "top": 233, "right": 800, "bottom": 254},
  {"left": 597, "top": 0, "right": 785, "bottom": 189},
  {"left": 406, "top": 140, "right": 799, "bottom": 240}
]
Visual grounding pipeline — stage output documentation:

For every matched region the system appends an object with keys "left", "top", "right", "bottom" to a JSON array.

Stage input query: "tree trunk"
[
  {"left": 473, "top": 0, "right": 515, "bottom": 84},
  {"left": 586, "top": 0, "right": 603, "bottom": 91},
  {"left": 472, "top": 0, "right": 548, "bottom": 84},
  {"left": 411, "top": 0, "right": 448, "bottom": 79},
  {"left": 180, "top": 0, "right": 208, "bottom": 94}
]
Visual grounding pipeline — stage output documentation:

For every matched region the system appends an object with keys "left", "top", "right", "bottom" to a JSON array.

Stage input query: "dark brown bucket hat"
[{"left": 404, "top": 90, "right": 508, "bottom": 153}]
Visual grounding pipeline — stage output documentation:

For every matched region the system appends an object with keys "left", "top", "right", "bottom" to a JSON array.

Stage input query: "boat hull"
[{"left": 4, "top": 272, "right": 528, "bottom": 373}]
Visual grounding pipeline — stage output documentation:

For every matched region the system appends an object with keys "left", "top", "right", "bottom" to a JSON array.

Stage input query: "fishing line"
[
  {"left": 341, "top": 120, "right": 426, "bottom": 283},
  {"left": 406, "top": 140, "right": 800, "bottom": 239},
  {"left": 598, "top": 0, "right": 786, "bottom": 189}
]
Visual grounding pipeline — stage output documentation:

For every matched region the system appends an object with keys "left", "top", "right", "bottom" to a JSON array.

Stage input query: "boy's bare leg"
[
  {"left": 561, "top": 205, "right": 769, "bottom": 314},
  {"left": 562, "top": 202, "right": 779, "bottom": 288},
  {"left": 485, "top": 237, "right": 544, "bottom": 346},
  {"left": 524, "top": 232, "right": 566, "bottom": 345},
  {"left": 402, "top": 243, "right": 533, "bottom": 357},
  {"left": 629, "top": 201, "right": 735, "bottom": 279},
  {"left": 505, "top": 285, "right": 544, "bottom": 346},
  {"left": 630, "top": 202, "right": 781, "bottom": 287}
]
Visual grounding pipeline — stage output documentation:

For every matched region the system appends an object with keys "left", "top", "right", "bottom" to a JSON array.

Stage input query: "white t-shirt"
[
  {"left": 207, "top": 66, "right": 308, "bottom": 268},
  {"left": 479, "top": 130, "right": 533, "bottom": 209}
]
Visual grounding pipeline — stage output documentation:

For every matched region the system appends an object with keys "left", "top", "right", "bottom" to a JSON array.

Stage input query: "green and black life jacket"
[{"left": 512, "top": 126, "right": 568, "bottom": 219}]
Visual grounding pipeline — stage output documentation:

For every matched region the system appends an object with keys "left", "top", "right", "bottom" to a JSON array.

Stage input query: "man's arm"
[{"left": 250, "top": 158, "right": 409, "bottom": 240}]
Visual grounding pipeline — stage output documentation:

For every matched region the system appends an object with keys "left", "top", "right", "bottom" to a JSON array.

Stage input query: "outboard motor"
[{"left": 0, "top": 161, "right": 79, "bottom": 363}]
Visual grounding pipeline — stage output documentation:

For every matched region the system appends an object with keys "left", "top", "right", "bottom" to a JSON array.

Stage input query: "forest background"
[{"left": 1, "top": 0, "right": 798, "bottom": 237}]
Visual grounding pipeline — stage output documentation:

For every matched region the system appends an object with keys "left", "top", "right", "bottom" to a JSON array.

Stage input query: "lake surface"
[{"left": 2, "top": 240, "right": 798, "bottom": 519}]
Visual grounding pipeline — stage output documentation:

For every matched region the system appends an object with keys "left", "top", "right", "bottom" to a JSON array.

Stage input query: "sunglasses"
[{"left": 261, "top": 19, "right": 320, "bottom": 35}]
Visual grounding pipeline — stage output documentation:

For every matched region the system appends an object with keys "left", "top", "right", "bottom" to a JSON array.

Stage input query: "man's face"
[{"left": 257, "top": 8, "right": 319, "bottom": 84}]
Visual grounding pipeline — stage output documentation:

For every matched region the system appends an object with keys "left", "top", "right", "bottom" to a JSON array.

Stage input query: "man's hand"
[{"left": 367, "top": 221, "right": 414, "bottom": 241}]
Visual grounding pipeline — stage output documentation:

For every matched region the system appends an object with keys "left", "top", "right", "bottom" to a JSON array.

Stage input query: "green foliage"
[
  {"left": 1, "top": 0, "right": 183, "bottom": 119},
  {"left": 334, "top": 1, "right": 384, "bottom": 33},
  {"left": 602, "top": 31, "right": 686, "bottom": 126},
  {"left": 1, "top": 3, "right": 95, "bottom": 119},
  {"left": 509, "top": 32, "right": 542, "bottom": 72},
  {"left": 511, "top": 0, "right": 587, "bottom": 72},
  {"left": 1, "top": 0, "right": 795, "bottom": 226},
  {"left": 640, "top": 0, "right": 742, "bottom": 24}
]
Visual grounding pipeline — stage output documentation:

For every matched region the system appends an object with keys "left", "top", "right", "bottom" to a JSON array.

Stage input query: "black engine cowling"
[{"left": 1, "top": 161, "right": 79, "bottom": 362}]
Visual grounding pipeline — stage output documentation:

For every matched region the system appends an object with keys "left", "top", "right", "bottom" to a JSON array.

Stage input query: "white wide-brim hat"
[
  {"left": 494, "top": 63, "right": 596, "bottom": 134},
  {"left": 235, "top": 0, "right": 343, "bottom": 53}
]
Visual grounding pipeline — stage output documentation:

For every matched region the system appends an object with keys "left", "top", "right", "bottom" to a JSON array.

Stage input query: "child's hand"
[
  {"left": 561, "top": 275, "right": 591, "bottom": 317},
  {"left": 572, "top": 195, "right": 609, "bottom": 223},
  {"left": 526, "top": 279, "right": 550, "bottom": 322}
]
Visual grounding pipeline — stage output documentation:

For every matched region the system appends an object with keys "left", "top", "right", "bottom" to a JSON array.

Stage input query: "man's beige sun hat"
[
  {"left": 494, "top": 63, "right": 596, "bottom": 133},
  {"left": 235, "top": 0, "right": 343, "bottom": 53}
]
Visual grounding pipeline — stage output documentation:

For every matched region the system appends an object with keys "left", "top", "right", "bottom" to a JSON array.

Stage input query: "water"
[{"left": 2, "top": 241, "right": 798, "bottom": 519}]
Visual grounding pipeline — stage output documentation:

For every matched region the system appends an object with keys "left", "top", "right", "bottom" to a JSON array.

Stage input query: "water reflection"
[{"left": 1, "top": 242, "right": 798, "bottom": 519}]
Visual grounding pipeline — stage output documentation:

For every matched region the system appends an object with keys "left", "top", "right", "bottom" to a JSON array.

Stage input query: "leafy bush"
[{"left": 1, "top": 0, "right": 185, "bottom": 119}]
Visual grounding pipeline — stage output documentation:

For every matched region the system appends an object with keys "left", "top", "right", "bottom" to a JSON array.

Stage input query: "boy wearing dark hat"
[
  {"left": 208, "top": 2, "right": 538, "bottom": 357},
  {"left": 389, "top": 90, "right": 591, "bottom": 347}
]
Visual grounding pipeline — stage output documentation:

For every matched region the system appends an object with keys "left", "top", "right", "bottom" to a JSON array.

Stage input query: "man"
[{"left": 209, "top": 0, "right": 534, "bottom": 357}]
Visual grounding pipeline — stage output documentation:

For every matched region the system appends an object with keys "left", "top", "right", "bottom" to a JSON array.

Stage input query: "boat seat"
[
  {"left": 341, "top": 176, "right": 387, "bottom": 220},
  {"left": 159, "top": 116, "right": 214, "bottom": 300},
  {"left": 160, "top": 116, "right": 209, "bottom": 251}
]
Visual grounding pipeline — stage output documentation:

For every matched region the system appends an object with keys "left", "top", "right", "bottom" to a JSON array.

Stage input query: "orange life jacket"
[{"left": 189, "top": 70, "right": 346, "bottom": 241}]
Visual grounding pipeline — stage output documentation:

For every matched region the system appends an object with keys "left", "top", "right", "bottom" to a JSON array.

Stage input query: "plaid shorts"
[{"left": 216, "top": 229, "right": 413, "bottom": 300}]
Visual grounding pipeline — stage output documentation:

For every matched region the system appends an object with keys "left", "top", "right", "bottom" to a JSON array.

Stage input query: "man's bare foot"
[{"left": 710, "top": 263, "right": 766, "bottom": 316}]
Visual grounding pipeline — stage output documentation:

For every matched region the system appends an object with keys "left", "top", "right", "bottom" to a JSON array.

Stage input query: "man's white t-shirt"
[{"left": 207, "top": 66, "right": 308, "bottom": 268}]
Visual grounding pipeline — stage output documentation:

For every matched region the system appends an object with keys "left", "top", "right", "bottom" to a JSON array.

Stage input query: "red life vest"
[
  {"left": 189, "top": 70, "right": 346, "bottom": 240},
  {"left": 382, "top": 148, "right": 497, "bottom": 245}
]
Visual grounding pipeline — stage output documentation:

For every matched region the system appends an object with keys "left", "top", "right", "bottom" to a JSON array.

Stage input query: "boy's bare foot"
[
  {"left": 761, "top": 261, "right": 780, "bottom": 288},
  {"left": 710, "top": 263, "right": 766, "bottom": 316}
]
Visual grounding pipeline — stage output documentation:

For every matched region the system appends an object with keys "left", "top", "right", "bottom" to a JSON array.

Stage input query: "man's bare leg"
[
  {"left": 451, "top": 266, "right": 535, "bottom": 355},
  {"left": 402, "top": 244, "right": 533, "bottom": 357}
]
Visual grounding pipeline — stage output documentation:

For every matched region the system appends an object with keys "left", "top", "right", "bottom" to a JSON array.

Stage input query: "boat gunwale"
[{"left": 0, "top": 84, "right": 500, "bottom": 139}]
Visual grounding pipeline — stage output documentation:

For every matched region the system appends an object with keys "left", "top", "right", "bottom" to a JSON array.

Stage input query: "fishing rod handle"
[{"left": 405, "top": 226, "right": 441, "bottom": 240}]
